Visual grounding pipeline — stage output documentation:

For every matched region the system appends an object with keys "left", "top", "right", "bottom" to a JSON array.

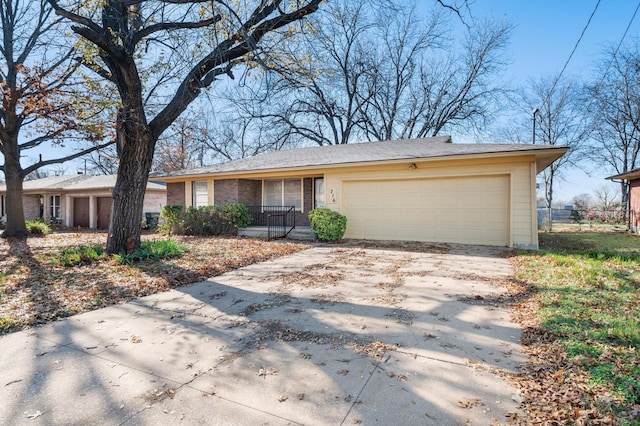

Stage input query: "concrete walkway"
[{"left": 0, "top": 244, "right": 525, "bottom": 425}]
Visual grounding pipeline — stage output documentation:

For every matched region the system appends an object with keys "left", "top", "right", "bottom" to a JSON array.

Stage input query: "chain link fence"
[{"left": 537, "top": 207, "right": 628, "bottom": 230}]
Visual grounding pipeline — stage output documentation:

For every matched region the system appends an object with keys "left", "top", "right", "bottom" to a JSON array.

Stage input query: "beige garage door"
[{"left": 343, "top": 175, "right": 510, "bottom": 246}]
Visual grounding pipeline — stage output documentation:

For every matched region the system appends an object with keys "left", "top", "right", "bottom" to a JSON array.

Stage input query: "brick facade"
[
  {"left": 166, "top": 182, "right": 185, "bottom": 206},
  {"left": 213, "top": 179, "right": 238, "bottom": 204},
  {"left": 631, "top": 179, "right": 640, "bottom": 233},
  {"left": 166, "top": 178, "right": 313, "bottom": 226},
  {"left": 23, "top": 195, "right": 41, "bottom": 220},
  {"left": 238, "top": 179, "right": 262, "bottom": 205}
]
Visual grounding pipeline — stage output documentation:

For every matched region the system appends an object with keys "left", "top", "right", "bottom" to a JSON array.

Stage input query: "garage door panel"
[{"left": 343, "top": 175, "right": 509, "bottom": 246}]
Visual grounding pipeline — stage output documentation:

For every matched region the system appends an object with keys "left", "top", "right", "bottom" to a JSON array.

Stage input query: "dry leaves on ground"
[{"left": 0, "top": 232, "right": 309, "bottom": 333}]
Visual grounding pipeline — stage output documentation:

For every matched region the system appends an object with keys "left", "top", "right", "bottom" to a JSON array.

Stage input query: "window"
[
  {"left": 0, "top": 195, "right": 5, "bottom": 217},
  {"left": 192, "top": 181, "right": 209, "bottom": 207},
  {"left": 264, "top": 179, "right": 302, "bottom": 210},
  {"left": 50, "top": 195, "right": 61, "bottom": 219}
]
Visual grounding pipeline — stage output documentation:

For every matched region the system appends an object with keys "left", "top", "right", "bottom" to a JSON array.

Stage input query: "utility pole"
[{"left": 532, "top": 107, "right": 539, "bottom": 144}]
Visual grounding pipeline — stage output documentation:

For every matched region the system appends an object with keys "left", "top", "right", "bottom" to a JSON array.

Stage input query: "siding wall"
[{"left": 322, "top": 155, "right": 537, "bottom": 249}]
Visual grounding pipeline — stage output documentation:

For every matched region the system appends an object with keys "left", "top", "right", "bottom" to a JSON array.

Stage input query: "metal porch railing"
[{"left": 245, "top": 205, "right": 296, "bottom": 240}]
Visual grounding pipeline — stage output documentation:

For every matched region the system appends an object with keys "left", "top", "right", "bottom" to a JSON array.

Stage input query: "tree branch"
[{"left": 21, "top": 140, "right": 115, "bottom": 177}]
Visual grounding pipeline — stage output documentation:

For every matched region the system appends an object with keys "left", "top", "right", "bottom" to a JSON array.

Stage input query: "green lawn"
[{"left": 514, "top": 231, "right": 640, "bottom": 424}]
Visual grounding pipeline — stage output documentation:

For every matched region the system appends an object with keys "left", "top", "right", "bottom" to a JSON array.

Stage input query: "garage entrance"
[
  {"left": 73, "top": 197, "right": 90, "bottom": 228},
  {"left": 97, "top": 197, "right": 112, "bottom": 229},
  {"left": 343, "top": 175, "right": 510, "bottom": 246}
]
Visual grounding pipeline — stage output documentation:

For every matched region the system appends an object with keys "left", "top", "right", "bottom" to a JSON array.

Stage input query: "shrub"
[
  {"left": 159, "top": 205, "right": 183, "bottom": 236},
  {"left": 113, "top": 239, "right": 186, "bottom": 264},
  {"left": 220, "top": 203, "right": 252, "bottom": 229},
  {"left": 308, "top": 208, "right": 347, "bottom": 242},
  {"left": 181, "top": 203, "right": 251, "bottom": 236},
  {"left": 25, "top": 219, "right": 50, "bottom": 236}
]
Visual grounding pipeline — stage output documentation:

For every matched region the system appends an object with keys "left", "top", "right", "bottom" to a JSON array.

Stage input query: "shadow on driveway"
[{"left": 0, "top": 243, "right": 526, "bottom": 425}]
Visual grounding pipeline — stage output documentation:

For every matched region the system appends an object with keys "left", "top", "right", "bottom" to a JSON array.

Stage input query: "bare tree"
[
  {"left": 594, "top": 185, "right": 621, "bottom": 211},
  {"left": 48, "top": 0, "right": 322, "bottom": 254},
  {"left": 153, "top": 115, "right": 203, "bottom": 174},
  {"left": 585, "top": 42, "right": 640, "bottom": 206},
  {"left": 252, "top": 0, "right": 511, "bottom": 146},
  {"left": 253, "top": 0, "right": 377, "bottom": 146},
  {"left": 525, "top": 75, "right": 589, "bottom": 228},
  {"left": 85, "top": 145, "right": 119, "bottom": 175},
  {"left": 360, "top": 15, "right": 512, "bottom": 140},
  {"left": 0, "top": 0, "right": 112, "bottom": 238}
]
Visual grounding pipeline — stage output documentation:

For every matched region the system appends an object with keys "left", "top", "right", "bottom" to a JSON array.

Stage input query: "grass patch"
[
  {"left": 113, "top": 239, "right": 187, "bottom": 264},
  {"left": 54, "top": 244, "right": 107, "bottom": 267},
  {"left": 25, "top": 219, "right": 51, "bottom": 236},
  {"left": 514, "top": 231, "right": 640, "bottom": 423}
]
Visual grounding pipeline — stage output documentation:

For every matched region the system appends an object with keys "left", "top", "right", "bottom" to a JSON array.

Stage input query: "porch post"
[
  {"left": 65, "top": 195, "right": 72, "bottom": 227},
  {"left": 42, "top": 194, "right": 51, "bottom": 224},
  {"left": 89, "top": 195, "right": 96, "bottom": 229}
]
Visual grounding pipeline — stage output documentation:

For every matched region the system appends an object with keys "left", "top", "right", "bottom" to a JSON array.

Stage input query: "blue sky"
[
  {"left": 450, "top": 0, "right": 640, "bottom": 202},
  {"left": 49, "top": 1, "right": 640, "bottom": 203}
]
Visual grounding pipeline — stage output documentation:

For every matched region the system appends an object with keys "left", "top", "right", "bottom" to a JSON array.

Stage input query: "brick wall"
[
  {"left": 238, "top": 179, "right": 261, "bottom": 205},
  {"left": 23, "top": 195, "right": 41, "bottom": 220},
  {"left": 166, "top": 182, "right": 185, "bottom": 206},
  {"left": 214, "top": 179, "right": 238, "bottom": 204},
  {"left": 143, "top": 191, "right": 167, "bottom": 214},
  {"left": 631, "top": 179, "right": 640, "bottom": 233}
]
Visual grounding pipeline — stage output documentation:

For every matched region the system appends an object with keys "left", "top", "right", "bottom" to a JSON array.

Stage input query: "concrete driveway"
[{"left": 0, "top": 243, "right": 525, "bottom": 425}]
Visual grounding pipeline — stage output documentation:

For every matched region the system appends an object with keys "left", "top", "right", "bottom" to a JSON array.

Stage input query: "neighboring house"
[
  {"left": 154, "top": 137, "right": 567, "bottom": 249},
  {"left": 607, "top": 168, "right": 640, "bottom": 233},
  {"left": 0, "top": 174, "right": 166, "bottom": 230}
]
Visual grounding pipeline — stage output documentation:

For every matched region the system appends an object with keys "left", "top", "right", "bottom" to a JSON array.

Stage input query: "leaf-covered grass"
[
  {"left": 54, "top": 244, "right": 108, "bottom": 267},
  {"left": 0, "top": 233, "right": 309, "bottom": 333},
  {"left": 112, "top": 239, "right": 187, "bottom": 264},
  {"left": 512, "top": 231, "right": 640, "bottom": 424}
]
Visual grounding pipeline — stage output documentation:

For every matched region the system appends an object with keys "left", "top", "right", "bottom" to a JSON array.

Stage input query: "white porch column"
[
  {"left": 42, "top": 194, "right": 50, "bottom": 223},
  {"left": 65, "top": 195, "right": 72, "bottom": 227},
  {"left": 89, "top": 195, "right": 96, "bottom": 229}
]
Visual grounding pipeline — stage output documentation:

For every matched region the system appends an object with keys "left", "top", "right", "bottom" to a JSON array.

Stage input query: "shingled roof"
[
  {"left": 607, "top": 168, "right": 640, "bottom": 181},
  {"left": 0, "top": 174, "right": 166, "bottom": 192},
  {"left": 154, "top": 137, "right": 567, "bottom": 179}
]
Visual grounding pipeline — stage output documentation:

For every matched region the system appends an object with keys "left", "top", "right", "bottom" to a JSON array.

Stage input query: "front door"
[
  {"left": 73, "top": 197, "right": 90, "bottom": 228},
  {"left": 97, "top": 197, "right": 112, "bottom": 229},
  {"left": 314, "top": 178, "right": 324, "bottom": 208}
]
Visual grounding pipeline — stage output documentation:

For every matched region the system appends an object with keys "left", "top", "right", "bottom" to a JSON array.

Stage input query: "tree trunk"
[
  {"left": 106, "top": 124, "right": 155, "bottom": 254},
  {"left": 1, "top": 159, "right": 28, "bottom": 239}
]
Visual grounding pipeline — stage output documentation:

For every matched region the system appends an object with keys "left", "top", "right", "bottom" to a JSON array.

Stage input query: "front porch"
[
  {"left": 240, "top": 205, "right": 316, "bottom": 241},
  {"left": 238, "top": 225, "right": 316, "bottom": 241}
]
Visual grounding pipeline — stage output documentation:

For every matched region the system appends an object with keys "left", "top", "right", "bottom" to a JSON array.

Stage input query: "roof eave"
[
  {"left": 606, "top": 169, "right": 640, "bottom": 181},
  {"left": 155, "top": 147, "right": 569, "bottom": 182}
]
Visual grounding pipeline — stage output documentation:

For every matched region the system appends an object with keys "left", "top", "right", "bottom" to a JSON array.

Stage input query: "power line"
[
  {"left": 546, "top": 0, "right": 601, "bottom": 102},
  {"left": 594, "top": 0, "right": 640, "bottom": 89}
]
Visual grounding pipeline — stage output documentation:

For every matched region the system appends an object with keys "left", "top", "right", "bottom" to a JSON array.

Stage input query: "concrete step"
[{"left": 287, "top": 227, "right": 317, "bottom": 241}]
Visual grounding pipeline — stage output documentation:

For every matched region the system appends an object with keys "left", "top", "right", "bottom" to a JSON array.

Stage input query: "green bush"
[
  {"left": 113, "top": 239, "right": 186, "bottom": 264},
  {"left": 181, "top": 203, "right": 251, "bottom": 236},
  {"left": 220, "top": 203, "right": 252, "bottom": 228},
  {"left": 159, "top": 205, "right": 183, "bottom": 236},
  {"left": 308, "top": 208, "right": 347, "bottom": 242},
  {"left": 25, "top": 219, "right": 50, "bottom": 236},
  {"left": 55, "top": 245, "right": 106, "bottom": 267}
]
